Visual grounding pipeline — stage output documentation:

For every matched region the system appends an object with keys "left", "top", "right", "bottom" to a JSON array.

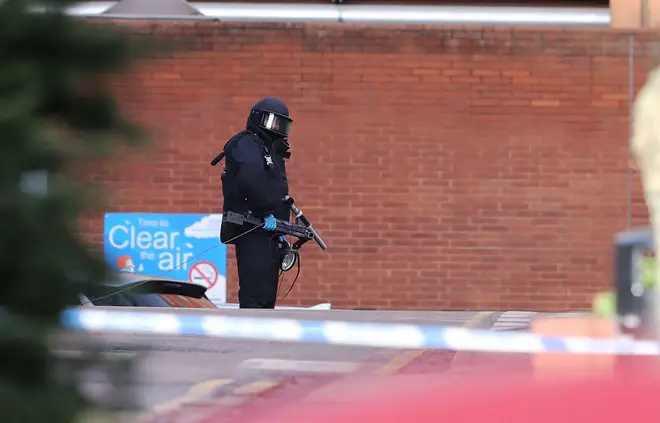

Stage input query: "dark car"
[{"left": 80, "top": 272, "right": 217, "bottom": 309}]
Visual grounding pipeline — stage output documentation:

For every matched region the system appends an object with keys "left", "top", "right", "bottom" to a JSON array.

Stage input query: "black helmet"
[{"left": 247, "top": 97, "right": 292, "bottom": 140}]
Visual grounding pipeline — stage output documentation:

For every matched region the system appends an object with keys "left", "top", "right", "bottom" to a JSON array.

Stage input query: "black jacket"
[{"left": 221, "top": 130, "right": 290, "bottom": 221}]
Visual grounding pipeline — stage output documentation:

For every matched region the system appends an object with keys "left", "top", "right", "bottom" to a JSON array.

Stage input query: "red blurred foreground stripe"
[{"left": 236, "top": 371, "right": 660, "bottom": 423}]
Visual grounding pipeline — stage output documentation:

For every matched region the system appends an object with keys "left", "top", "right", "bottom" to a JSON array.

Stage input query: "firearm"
[
  {"left": 224, "top": 211, "right": 315, "bottom": 241},
  {"left": 222, "top": 198, "right": 326, "bottom": 273},
  {"left": 283, "top": 195, "right": 327, "bottom": 251},
  {"left": 223, "top": 197, "right": 327, "bottom": 251}
]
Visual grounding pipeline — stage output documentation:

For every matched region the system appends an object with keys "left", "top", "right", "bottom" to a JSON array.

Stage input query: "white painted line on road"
[
  {"left": 491, "top": 311, "right": 538, "bottom": 331},
  {"left": 240, "top": 358, "right": 360, "bottom": 374}
]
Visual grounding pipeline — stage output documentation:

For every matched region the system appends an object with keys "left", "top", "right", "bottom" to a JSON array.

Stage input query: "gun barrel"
[
  {"left": 309, "top": 226, "right": 328, "bottom": 250},
  {"left": 283, "top": 196, "right": 327, "bottom": 250}
]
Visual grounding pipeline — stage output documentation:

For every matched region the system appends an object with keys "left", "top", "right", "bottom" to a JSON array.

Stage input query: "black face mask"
[{"left": 275, "top": 137, "right": 291, "bottom": 159}]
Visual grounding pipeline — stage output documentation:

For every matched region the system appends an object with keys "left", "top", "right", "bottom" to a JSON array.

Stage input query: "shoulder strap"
[
  {"left": 234, "top": 131, "right": 274, "bottom": 170},
  {"left": 213, "top": 130, "right": 252, "bottom": 166}
]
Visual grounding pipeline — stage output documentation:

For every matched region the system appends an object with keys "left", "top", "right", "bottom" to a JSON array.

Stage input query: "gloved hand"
[
  {"left": 263, "top": 214, "right": 277, "bottom": 231},
  {"left": 279, "top": 235, "right": 286, "bottom": 242}
]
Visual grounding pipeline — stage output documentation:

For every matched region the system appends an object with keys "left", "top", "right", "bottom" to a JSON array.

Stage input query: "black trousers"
[{"left": 234, "top": 230, "right": 281, "bottom": 309}]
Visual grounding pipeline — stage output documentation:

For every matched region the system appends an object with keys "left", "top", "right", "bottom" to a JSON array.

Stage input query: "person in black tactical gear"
[{"left": 220, "top": 98, "right": 293, "bottom": 309}]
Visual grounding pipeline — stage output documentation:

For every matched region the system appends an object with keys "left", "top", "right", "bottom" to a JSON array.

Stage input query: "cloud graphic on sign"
[{"left": 184, "top": 214, "right": 223, "bottom": 239}]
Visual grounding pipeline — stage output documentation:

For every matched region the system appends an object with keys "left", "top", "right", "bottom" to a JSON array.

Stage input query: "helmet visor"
[{"left": 256, "top": 111, "right": 292, "bottom": 137}]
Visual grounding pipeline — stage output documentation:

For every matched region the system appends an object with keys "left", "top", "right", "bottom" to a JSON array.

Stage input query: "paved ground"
[
  {"left": 54, "top": 308, "right": 544, "bottom": 422},
  {"left": 214, "top": 362, "right": 540, "bottom": 423}
]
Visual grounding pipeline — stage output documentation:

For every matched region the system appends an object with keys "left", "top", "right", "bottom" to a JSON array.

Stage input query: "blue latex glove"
[
  {"left": 279, "top": 235, "right": 286, "bottom": 242},
  {"left": 263, "top": 214, "right": 277, "bottom": 231}
]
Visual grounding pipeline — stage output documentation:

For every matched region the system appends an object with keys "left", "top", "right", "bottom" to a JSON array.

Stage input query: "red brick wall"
[{"left": 79, "top": 21, "right": 657, "bottom": 311}]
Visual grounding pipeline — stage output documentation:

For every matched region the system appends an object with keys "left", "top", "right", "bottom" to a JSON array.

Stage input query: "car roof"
[
  {"left": 104, "top": 272, "right": 208, "bottom": 292},
  {"left": 105, "top": 272, "right": 194, "bottom": 285}
]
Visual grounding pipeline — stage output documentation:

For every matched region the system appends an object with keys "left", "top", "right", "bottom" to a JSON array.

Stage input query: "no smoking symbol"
[{"left": 188, "top": 261, "right": 218, "bottom": 289}]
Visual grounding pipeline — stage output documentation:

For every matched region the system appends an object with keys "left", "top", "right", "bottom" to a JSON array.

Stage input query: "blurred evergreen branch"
[{"left": 0, "top": 0, "right": 156, "bottom": 421}]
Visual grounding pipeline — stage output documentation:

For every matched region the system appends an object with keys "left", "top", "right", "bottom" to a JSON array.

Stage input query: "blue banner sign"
[{"left": 103, "top": 213, "right": 227, "bottom": 303}]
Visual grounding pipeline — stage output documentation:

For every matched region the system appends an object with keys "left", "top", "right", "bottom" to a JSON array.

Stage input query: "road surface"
[{"left": 53, "top": 309, "right": 536, "bottom": 422}]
